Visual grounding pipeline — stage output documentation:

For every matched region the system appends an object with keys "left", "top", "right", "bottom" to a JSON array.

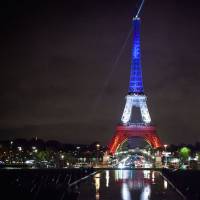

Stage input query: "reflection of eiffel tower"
[
  {"left": 114, "top": 170, "right": 151, "bottom": 188},
  {"left": 108, "top": 15, "right": 162, "bottom": 154},
  {"left": 115, "top": 170, "right": 152, "bottom": 199}
]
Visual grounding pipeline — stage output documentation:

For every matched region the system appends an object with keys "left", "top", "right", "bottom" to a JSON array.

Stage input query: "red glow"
[{"left": 108, "top": 124, "right": 162, "bottom": 154}]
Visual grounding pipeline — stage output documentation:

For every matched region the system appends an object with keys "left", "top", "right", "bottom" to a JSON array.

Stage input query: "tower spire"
[{"left": 129, "top": 17, "right": 144, "bottom": 94}]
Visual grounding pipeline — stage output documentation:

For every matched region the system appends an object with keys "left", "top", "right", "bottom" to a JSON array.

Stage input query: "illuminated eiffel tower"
[
  {"left": 108, "top": 2, "right": 162, "bottom": 154},
  {"left": 121, "top": 17, "right": 150, "bottom": 125}
]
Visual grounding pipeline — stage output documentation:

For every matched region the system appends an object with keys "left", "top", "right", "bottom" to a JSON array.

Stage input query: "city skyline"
[{"left": 0, "top": 0, "right": 200, "bottom": 145}]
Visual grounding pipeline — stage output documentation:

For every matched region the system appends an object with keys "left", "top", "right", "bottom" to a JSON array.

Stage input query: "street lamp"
[
  {"left": 76, "top": 146, "right": 80, "bottom": 150},
  {"left": 32, "top": 146, "right": 38, "bottom": 153},
  {"left": 96, "top": 144, "right": 100, "bottom": 166},
  {"left": 9, "top": 141, "right": 13, "bottom": 164},
  {"left": 96, "top": 144, "right": 100, "bottom": 150},
  {"left": 18, "top": 146, "right": 22, "bottom": 152},
  {"left": 76, "top": 146, "right": 80, "bottom": 163},
  {"left": 17, "top": 146, "right": 22, "bottom": 163}
]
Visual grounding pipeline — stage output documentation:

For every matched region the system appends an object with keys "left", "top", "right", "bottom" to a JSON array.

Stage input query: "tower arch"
[{"left": 109, "top": 125, "right": 161, "bottom": 155}]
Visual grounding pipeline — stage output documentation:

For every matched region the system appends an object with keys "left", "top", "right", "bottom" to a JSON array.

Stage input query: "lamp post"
[
  {"left": 96, "top": 144, "right": 100, "bottom": 166},
  {"left": 10, "top": 141, "right": 13, "bottom": 164},
  {"left": 17, "top": 146, "right": 22, "bottom": 163},
  {"left": 96, "top": 144, "right": 100, "bottom": 150}
]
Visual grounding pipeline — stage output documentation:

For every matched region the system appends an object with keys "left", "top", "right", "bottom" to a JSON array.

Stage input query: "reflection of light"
[
  {"left": 121, "top": 183, "right": 131, "bottom": 200},
  {"left": 115, "top": 170, "right": 119, "bottom": 181},
  {"left": 151, "top": 171, "right": 155, "bottom": 183},
  {"left": 115, "top": 170, "right": 133, "bottom": 181},
  {"left": 143, "top": 170, "right": 150, "bottom": 179},
  {"left": 105, "top": 170, "right": 110, "bottom": 187},
  {"left": 94, "top": 173, "right": 101, "bottom": 200},
  {"left": 123, "top": 170, "right": 132, "bottom": 179},
  {"left": 164, "top": 179, "right": 168, "bottom": 189},
  {"left": 140, "top": 185, "right": 151, "bottom": 200},
  {"left": 96, "top": 193, "right": 100, "bottom": 200}
]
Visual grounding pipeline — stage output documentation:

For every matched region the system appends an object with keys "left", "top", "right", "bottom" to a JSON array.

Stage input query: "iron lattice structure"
[
  {"left": 129, "top": 18, "right": 144, "bottom": 94},
  {"left": 108, "top": 17, "right": 162, "bottom": 154}
]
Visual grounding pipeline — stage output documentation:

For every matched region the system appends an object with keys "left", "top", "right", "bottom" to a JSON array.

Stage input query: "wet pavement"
[{"left": 77, "top": 170, "right": 183, "bottom": 200}]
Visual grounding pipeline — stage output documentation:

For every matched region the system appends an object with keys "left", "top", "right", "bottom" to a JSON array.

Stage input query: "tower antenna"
[{"left": 135, "top": 0, "right": 145, "bottom": 18}]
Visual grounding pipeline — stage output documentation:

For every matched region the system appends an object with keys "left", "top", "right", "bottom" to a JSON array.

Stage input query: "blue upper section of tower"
[{"left": 128, "top": 17, "right": 144, "bottom": 94}]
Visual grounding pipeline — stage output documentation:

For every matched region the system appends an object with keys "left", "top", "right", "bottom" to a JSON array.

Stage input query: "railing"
[{"left": 117, "top": 122, "right": 155, "bottom": 127}]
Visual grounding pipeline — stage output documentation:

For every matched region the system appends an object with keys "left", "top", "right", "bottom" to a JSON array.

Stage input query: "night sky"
[{"left": 0, "top": 0, "right": 200, "bottom": 145}]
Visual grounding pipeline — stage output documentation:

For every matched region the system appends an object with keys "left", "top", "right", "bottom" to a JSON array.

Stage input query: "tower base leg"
[{"left": 108, "top": 124, "right": 162, "bottom": 155}]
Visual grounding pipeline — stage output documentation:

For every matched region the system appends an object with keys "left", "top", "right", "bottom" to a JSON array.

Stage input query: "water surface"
[{"left": 78, "top": 170, "right": 183, "bottom": 200}]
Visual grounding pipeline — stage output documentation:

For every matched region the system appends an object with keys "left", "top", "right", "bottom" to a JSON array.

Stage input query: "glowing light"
[
  {"left": 115, "top": 169, "right": 133, "bottom": 182},
  {"left": 115, "top": 170, "right": 122, "bottom": 181},
  {"left": 96, "top": 144, "right": 100, "bottom": 149},
  {"left": 121, "top": 183, "right": 131, "bottom": 200},
  {"left": 118, "top": 163, "right": 125, "bottom": 168},
  {"left": 143, "top": 170, "right": 150, "bottom": 179},
  {"left": 25, "top": 160, "right": 34, "bottom": 164},
  {"left": 170, "top": 158, "right": 180, "bottom": 163},
  {"left": 179, "top": 147, "right": 191, "bottom": 160},
  {"left": 140, "top": 185, "right": 151, "bottom": 200},
  {"left": 151, "top": 171, "right": 155, "bottom": 183},
  {"left": 117, "top": 156, "right": 130, "bottom": 169},
  {"left": 17, "top": 146, "right": 22, "bottom": 151},
  {"left": 164, "top": 179, "right": 168, "bottom": 189},
  {"left": 121, "top": 95, "right": 133, "bottom": 123},
  {"left": 94, "top": 173, "right": 101, "bottom": 200},
  {"left": 121, "top": 17, "right": 151, "bottom": 125},
  {"left": 129, "top": 18, "right": 144, "bottom": 94},
  {"left": 121, "top": 94, "right": 151, "bottom": 124},
  {"left": 144, "top": 163, "right": 152, "bottom": 168},
  {"left": 105, "top": 170, "right": 110, "bottom": 188}
]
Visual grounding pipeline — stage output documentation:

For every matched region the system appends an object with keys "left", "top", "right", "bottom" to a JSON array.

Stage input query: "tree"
[
  {"left": 179, "top": 147, "right": 191, "bottom": 162},
  {"left": 35, "top": 150, "right": 50, "bottom": 161},
  {"left": 63, "top": 152, "right": 76, "bottom": 165}
]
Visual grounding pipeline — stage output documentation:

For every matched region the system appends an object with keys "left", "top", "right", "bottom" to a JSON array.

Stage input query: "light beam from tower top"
[{"left": 134, "top": 0, "right": 145, "bottom": 19}]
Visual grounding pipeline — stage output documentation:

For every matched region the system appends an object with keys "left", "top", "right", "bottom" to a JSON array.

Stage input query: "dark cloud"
[{"left": 0, "top": 0, "right": 200, "bottom": 144}]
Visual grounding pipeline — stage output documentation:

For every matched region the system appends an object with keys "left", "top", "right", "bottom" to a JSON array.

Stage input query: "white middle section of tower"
[{"left": 121, "top": 94, "right": 151, "bottom": 125}]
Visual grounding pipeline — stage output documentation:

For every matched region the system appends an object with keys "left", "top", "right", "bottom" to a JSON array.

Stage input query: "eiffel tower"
[{"left": 108, "top": 2, "right": 162, "bottom": 154}]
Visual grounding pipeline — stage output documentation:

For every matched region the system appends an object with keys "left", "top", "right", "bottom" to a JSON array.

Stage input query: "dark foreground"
[
  {"left": 162, "top": 168, "right": 200, "bottom": 200},
  {"left": 0, "top": 168, "right": 94, "bottom": 200},
  {"left": 0, "top": 168, "right": 199, "bottom": 200}
]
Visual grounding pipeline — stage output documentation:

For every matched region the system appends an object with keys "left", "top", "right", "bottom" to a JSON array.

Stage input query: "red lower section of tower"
[{"left": 108, "top": 124, "right": 162, "bottom": 155}]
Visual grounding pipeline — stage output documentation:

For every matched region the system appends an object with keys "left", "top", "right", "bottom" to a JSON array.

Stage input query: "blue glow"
[{"left": 128, "top": 18, "right": 144, "bottom": 94}]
